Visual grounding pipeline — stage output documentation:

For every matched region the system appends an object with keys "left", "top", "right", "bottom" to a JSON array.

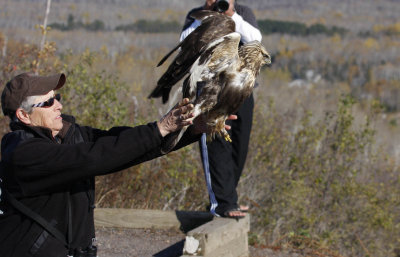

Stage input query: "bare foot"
[
  {"left": 239, "top": 205, "right": 249, "bottom": 212},
  {"left": 223, "top": 209, "right": 246, "bottom": 219}
]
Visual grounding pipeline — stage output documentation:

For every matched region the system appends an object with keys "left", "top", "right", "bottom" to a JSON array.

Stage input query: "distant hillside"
[{"left": 1, "top": 0, "right": 399, "bottom": 32}]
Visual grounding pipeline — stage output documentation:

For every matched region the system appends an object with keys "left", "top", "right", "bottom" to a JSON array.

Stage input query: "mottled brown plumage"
[
  {"left": 149, "top": 10, "right": 271, "bottom": 153},
  {"left": 149, "top": 11, "right": 235, "bottom": 103}
]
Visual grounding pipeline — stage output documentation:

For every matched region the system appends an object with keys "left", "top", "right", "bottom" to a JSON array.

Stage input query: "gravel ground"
[
  {"left": 95, "top": 227, "right": 303, "bottom": 257},
  {"left": 96, "top": 227, "right": 185, "bottom": 257}
]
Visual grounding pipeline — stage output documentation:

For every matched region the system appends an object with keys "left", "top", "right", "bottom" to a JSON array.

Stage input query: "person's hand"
[
  {"left": 157, "top": 98, "right": 194, "bottom": 137},
  {"left": 192, "top": 114, "right": 237, "bottom": 134}
]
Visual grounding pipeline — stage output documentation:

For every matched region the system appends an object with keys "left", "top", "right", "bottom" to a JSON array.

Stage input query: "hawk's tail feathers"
[
  {"left": 157, "top": 42, "right": 182, "bottom": 67},
  {"left": 148, "top": 85, "right": 172, "bottom": 104}
]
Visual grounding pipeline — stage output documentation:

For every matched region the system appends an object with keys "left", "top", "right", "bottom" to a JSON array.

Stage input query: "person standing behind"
[{"left": 180, "top": 0, "right": 262, "bottom": 218}]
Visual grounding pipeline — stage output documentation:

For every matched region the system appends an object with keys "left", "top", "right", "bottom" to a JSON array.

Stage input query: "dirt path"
[
  {"left": 95, "top": 227, "right": 303, "bottom": 257},
  {"left": 96, "top": 227, "right": 185, "bottom": 257}
]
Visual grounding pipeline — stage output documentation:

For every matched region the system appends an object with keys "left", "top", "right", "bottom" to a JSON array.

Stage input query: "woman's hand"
[{"left": 157, "top": 98, "right": 194, "bottom": 137}]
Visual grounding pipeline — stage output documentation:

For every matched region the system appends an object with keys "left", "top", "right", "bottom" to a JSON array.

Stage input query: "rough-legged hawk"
[{"left": 149, "top": 10, "right": 271, "bottom": 153}]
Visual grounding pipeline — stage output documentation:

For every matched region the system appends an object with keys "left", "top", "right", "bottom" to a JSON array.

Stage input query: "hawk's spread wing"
[{"left": 148, "top": 10, "right": 235, "bottom": 103}]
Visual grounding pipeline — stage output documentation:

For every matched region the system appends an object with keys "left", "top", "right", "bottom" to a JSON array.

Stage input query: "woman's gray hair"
[
  {"left": 20, "top": 95, "right": 38, "bottom": 114},
  {"left": 10, "top": 95, "right": 38, "bottom": 122}
]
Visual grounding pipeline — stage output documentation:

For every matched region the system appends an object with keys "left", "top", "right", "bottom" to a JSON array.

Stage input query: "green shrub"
[
  {"left": 258, "top": 19, "right": 347, "bottom": 36},
  {"left": 246, "top": 95, "right": 399, "bottom": 256},
  {"left": 59, "top": 50, "right": 130, "bottom": 129},
  {"left": 49, "top": 14, "right": 105, "bottom": 31}
]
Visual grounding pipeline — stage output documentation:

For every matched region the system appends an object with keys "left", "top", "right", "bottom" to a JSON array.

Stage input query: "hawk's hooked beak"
[{"left": 264, "top": 53, "right": 272, "bottom": 65}]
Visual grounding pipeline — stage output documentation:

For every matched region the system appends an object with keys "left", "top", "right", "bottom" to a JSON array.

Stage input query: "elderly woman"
[{"left": 0, "top": 72, "right": 231, "bottom": 257}]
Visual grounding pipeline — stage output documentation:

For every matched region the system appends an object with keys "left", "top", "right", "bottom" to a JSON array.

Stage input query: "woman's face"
[
  {"left": 205, "top": 0, "right": 217, "bottom": 9},
  {"left": 28, "top": 90, "right": 63, "bottom": 137}
]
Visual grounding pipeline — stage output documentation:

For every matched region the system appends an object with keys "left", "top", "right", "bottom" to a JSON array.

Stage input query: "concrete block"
[
  {"left": 94, "top": 208, "right": 180, "bottom": 229},
  {"left": 182, "top": 215, "right": 250, "bottom": 257},
  {"left": 94, "top": 209, "right": 251, "bottom": 257}
]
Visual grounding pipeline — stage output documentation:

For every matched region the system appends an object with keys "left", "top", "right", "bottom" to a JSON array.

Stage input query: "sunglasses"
[{"left": 31, "top": 94, "right": 61, "bottom": 108}]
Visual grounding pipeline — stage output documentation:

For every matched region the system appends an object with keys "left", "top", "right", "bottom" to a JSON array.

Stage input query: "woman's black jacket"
[{"left": 0, "top": 114, "right": 198, "bottom": 257}]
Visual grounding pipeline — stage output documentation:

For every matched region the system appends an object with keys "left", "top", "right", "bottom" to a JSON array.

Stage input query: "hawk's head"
[{"left": 239, "top": 41, "right": 271, "bottom": 76}]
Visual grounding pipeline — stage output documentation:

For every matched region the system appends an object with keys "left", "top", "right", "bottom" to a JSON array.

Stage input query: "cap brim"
[
  {"left": 55, "top": 73, "right": 66, "bottom": 90},
  {"left": 30, "top": 73, "right": 66, "bottom": 96}
]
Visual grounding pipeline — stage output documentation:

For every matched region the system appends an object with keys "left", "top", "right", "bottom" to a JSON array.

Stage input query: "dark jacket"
[{"left": 0, "top": 114, "right": 198, "bottom": 257}]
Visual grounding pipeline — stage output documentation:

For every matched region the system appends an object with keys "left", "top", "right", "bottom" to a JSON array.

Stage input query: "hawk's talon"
[{"left": 224, "top": 134, "right": 232, "bottom": 142}]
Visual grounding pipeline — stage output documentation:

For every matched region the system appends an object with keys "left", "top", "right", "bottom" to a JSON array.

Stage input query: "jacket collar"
[{"left": 9, "top": 114, "right": 75, "bottom": 142}]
